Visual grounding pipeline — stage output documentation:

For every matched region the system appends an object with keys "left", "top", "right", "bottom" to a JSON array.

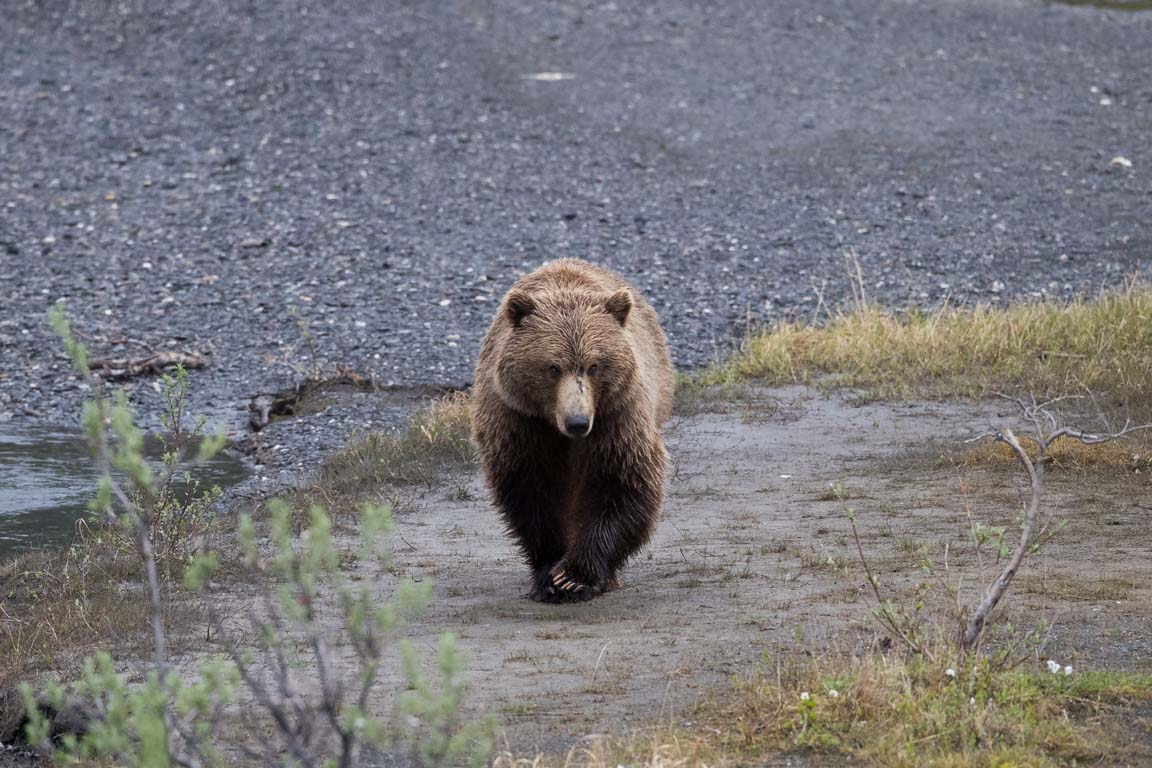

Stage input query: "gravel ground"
[{"left": 1, "top": 0, "right": 1150, "bottom": 434}]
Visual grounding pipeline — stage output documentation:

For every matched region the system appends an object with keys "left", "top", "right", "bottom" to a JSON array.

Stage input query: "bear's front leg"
[
  {"left": 551, "top": 441, "right": 663, "bottom": 602},
  {"left": 486, "top": 458, "right": 569, "bottom": 602}
]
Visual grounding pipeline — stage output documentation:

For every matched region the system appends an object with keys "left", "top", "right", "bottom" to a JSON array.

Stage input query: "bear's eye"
[
  {"left": 548, "top": 365, "right": 562, "bottom": 378},
  {"left": 587, "top": 364, "right": 598, "bottom": 376}
]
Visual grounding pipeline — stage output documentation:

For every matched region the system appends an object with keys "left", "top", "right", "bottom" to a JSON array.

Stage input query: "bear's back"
[{"left": 515, "top": 258, "right": 628, "bottom": 295}]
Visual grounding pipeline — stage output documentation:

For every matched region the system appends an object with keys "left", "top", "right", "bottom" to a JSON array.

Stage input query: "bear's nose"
[{"left": 564, "top": 415, "right": 590, "bottom": 437}]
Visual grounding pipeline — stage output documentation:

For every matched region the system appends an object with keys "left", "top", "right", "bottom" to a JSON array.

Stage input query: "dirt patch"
[{"left": 234, "top": 385, "right": 1147, "bottom": 757}]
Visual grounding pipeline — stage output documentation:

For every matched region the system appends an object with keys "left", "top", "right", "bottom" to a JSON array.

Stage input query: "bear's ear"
[
  {"left": 505, "top": 289, "right": 536, "bottom": 327},
  {"left": 604, "top": 288, "right": 632, "bottom": 326}
]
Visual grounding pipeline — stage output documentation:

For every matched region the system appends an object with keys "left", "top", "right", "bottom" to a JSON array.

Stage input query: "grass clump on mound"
[
  {"left": 289, "top": 393, "right": 475, "bottom": 517},
  {"left": 701, "top": 283, "right": 1152, "bottom": 405}
]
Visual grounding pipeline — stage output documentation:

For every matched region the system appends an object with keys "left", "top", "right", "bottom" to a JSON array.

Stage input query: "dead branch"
[
  {"left": 960, "top": 427, "right": 1039, "bottom": 651},
  {"left": 960, "top": 396, "right": 1152, "bottom": 651},
  {"left": 89, "top": 351, "right": 206, "bottom": 379}
]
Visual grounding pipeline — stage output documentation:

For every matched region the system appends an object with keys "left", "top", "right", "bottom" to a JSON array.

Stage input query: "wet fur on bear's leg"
[
  {"left": 559, "top": 434, "right": 663, "bottom": 597},
  {"left": 484, "top": 446, "right": 569, "bottom": 601}
]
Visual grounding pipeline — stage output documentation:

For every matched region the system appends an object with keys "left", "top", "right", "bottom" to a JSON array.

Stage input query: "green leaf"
[
  {"left": 184, "top": 552, "right": 219, "bottom": 591},
  {"left": 196, "top": 429, "right": 227, "bottom": 462}
]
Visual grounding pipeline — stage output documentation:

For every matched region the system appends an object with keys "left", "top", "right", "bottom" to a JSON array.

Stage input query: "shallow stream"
[{"left": 0, "top": 423, "right": 248, "bottom": 558}]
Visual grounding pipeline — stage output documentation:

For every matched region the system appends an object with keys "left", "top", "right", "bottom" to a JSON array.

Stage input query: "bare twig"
[
  {"left": 846, "top": 509, "right": 924, "bottom": 654},
  {"left": 960, "top": 398, "right": 1152, "bottom": 651},
  {"left": 591, "top": 641, "right": 612, "bottom": 683}
]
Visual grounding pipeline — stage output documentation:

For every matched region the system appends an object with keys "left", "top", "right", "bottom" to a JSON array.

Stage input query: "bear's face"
[{"left": 496, "top": 287, "right": 636, "bottom": 438}]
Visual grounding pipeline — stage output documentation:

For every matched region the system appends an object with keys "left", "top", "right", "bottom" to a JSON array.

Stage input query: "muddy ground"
[{"left": 187, "top": 387, "right": 1151, "bottom": 761}]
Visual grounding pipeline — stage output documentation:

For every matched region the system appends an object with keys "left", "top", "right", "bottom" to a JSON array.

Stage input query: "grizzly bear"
[{"left": 472, "top": 259, "right": 674, "bottom": 603}]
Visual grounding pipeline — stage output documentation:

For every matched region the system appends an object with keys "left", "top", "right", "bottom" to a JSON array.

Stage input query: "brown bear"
[{"left": 472, "top": 259, "right": 674, "bottom": 602}]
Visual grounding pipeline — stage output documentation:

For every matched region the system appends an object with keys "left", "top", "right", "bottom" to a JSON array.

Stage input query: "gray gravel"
[{"left": 2, "top": 0, "right": 1150, "bottom": 436}]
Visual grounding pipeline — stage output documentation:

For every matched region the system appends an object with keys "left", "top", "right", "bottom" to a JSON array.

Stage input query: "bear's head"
[{"left": 495, "top": 286, "right": 636, "bottom": 438}]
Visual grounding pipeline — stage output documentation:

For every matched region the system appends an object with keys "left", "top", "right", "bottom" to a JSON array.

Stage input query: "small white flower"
[
  {"left": 1063, "top": 665, "right": 1073, "bottom": 676},
  {"left": 828, "top": 689, "right": 839, "bottom": 698},
  {"left": 1046, "top": 659, "right": 1061, "bottom": 674},
  {"left": 945, "top": 668, "right": 957, "bottom": 678},
  {"left": 799, "top": 691, "right": 810, "bottom": 701},
  {"left": 970, "top": 697, "right": 976, "bottom": 706}
]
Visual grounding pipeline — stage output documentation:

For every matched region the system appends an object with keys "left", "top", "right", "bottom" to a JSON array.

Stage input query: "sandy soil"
[{"left": 304, "top": 386, "right": 1150, "bottom": 758}]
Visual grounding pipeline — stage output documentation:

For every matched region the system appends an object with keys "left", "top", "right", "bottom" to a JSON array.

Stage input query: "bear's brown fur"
[{"left": 472, "top": 259, "right": 674, "bottom": 602}]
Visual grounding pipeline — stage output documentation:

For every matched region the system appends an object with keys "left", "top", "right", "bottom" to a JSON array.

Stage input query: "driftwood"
[
  {"left": 248, "top": 367, "right": 378, "bottom": 431},
  {"left": 88, "top": 352, "right": 206, "bottom": 379}
]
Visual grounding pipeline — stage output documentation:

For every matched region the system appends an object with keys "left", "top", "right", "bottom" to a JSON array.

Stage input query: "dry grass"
[
  {"left": 957, "top": 433, "right": 1151, "bottom": 472},
  {"left": 497, "top": 653, "right": 1152, "bottom": 768},
  {"left": 700, "top": 283, "right": 1152, "bottom": 409},
  {"left": 0, "top": 522, "right": 195, "bottom": 676},
  {"left": 1020, "top": 574, "right": 1137, "bottom": 602},
  {"left": 494, "top": 732, "right": 719, "bottom": 768},
  {"left": 0, "top": 522, "right": 201, "bottom": 740}
]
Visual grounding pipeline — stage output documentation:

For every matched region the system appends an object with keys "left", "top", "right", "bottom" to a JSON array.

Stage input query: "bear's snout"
[
  {"left": 555, "top": 374, "right": 594, "bottom": 438},
  {"left": 564, "top": 415, "right": 591, "bottom": 437}
]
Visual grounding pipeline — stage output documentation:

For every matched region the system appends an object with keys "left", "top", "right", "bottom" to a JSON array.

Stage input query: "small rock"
[
  {"left": 523, "top": 72, "right": 574, "bottom": 81},
  {"left": 239, "top": 237, "right": 270, "bottom": 248}
]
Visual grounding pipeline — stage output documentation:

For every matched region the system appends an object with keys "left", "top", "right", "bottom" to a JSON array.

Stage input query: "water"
[{"left": 0, "top": 423, "right": 249, "bottom": 558}]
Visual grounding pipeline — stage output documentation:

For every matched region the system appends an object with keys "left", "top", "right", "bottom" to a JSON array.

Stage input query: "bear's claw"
[
  {"left": 545, "top": 561, "right": 600, "bottom": 602},
  {"left": 527, "top": 561, "right": 615, "bottom": 603}
]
